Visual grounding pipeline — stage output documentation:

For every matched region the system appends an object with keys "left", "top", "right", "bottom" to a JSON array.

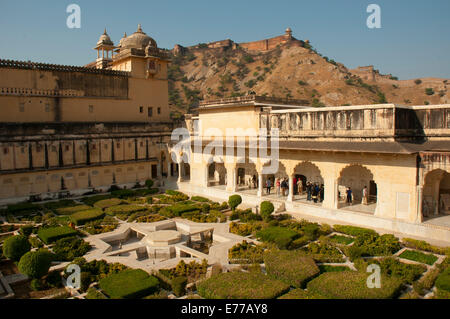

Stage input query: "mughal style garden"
[{"left": 0, "top": 179, "right": 449, "bottom": 299}]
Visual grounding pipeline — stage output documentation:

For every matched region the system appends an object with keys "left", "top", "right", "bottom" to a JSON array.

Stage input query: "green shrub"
[
  {"left": 333, "top": 225, "right": 378, "bottom": 237},
  {"left": 53, "top": 236, "right": 91, "bottom": 261},
  {"left": 191, "top": 196, "right": 210, "bottom": 202},
  {"left": 2, "top": 235, "right": 31, "bottom": 261},
  {"left": 264, "top": 250, "right": 320, "bottom": 288},
  {"left": 6, "top": 202, "right": 40, "bottom": 215},
  {"left": 38, "top": 226, "right": 78, "bottom": 244},
  {"left": 348, "top": 233, "right": 401, "bottom": 257},
  {"left": 436, "top": 267, "right": 450, "bottom": 293},
  {"left": 329, "top": 234, "right": 354, "bottom": 245},
  {"left": 279, "top": 289, "right": 326, "bottom": 299},
  {"left": 28, "top": 236, "right": 43, "bottom": 248},
  {"left": 229, "top": 222, "right": 260, "bottom": 237},
  {"left": 256, "top": 226, "right": 299, "bottom": 249},
  {"left": 105, "top": 204, "right": 147, "bottom": 216},
  {"left": 300, "top": 242, "right": 345, "bottom": 263},
  {"left": 172, "top": 276, "right": 187, "bottom": 297},
  {"left": 197, "top": 271, "right": 289, "bottom": 299},
  {"left": 145, "top": 179, "right": 154, "bottom": 189},
  {"left": 86, "top": 287, "right": 108, "bottom": 299},
  {"left": 111, "top": 189, "right": 136, "bottom": 199},
  {"left": 228, "top": 195, "right": 242, "bottom": 211},
  {"left": 81, "top": 194, "right": 113, "bottom": 206},
  {"left": 30, "top": 278, "right": 44, "bottom": 291},
  {"left": 45, "top": 271, "right": 62, "bottom": 288},
  {"left": 167, "top": 203, "right": 199, "bottom": 216},
  {"left": 402, "top": 238, "right": 449, "bottom": 255},
  {"left": 165, "top": 190, "right": 187, "bottom": 197},
  {"left": 99, "top": 269, "right": 159, "bottom": 299},
  {"left": 70, "top": 209, "right": 105, "bottom": 226},
  {"left": 319, "top": 265, "right": 351, "bottom": 273},
  {"left": 260, "top": 201, "right": 274, "bottom": 220},
  {"left": 94, "top": 198, "right": 123, "bottom": 209},
  {"left": 18, "top": 250, "right": 53, "bottom": 279},
  {"left": 307, "top": 271, "right": 403, "bottom": 299},
  {"left": 19, "top": 225, "right": 34, "bottom": 236},
  {"left": 42, "top": 200, "right": 78, "bottom": 210},
  {"left": 399, "top": 250, "right": 438, "bottom": 265},
  {"left": 56, "top": 205, "right": 92, "bottom": 215},
  {"left": 228, "top": 241, "right": 265, "bottom": 264},
  {"left": 303, "top": 223, "right": 320, "bottom": 240},
  {"left": 425, "top": 88, "right": 435, "bottom": 95}
]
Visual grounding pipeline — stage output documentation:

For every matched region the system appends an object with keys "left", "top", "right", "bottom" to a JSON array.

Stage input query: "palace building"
[
  {"left": 178, "top": 96, "right": 450, "bottom": 242},
  {"left": 0, "top": 25, "right": 179, "bottom": 202}
]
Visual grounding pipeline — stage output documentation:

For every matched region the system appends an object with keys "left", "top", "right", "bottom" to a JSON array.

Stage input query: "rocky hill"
[{"left": 167, "top": 31, "right": 450, "bottom": 117}]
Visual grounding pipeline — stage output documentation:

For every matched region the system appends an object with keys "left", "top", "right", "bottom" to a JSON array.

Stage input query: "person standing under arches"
[
  {"left": 362, "top": 186, "right": 368, "bottom": 205},
  {"left": 346, "top": 187, "right": 353, "bottom": 205}
]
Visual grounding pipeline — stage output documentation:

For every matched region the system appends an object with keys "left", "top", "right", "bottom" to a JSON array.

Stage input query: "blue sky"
[{"left": 0, "top": 0, "right": 449, "bottom": 79}]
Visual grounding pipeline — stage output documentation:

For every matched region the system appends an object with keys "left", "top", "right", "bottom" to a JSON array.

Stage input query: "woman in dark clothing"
[
  {"left": 319, "top": 184, "right": 324, "bottom": 202},
  {"left": 312, "top": 184, "right": 319, "bottom": 203},
  {"left": 306, "top": 182, "right": 312, "bottom": 201}
]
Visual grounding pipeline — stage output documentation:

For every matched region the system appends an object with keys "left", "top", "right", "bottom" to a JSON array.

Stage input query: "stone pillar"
[
  {"left": 323, "top": 177, "right": 338, "bottom": 209},
  {"left": 177, "top": 163, "right": 183, "bottom": 182},
  {"left": 257, "top": 173, "right": 263, "bottom": 197},
  {"left": 226, "top": 165, "right": 237, "bottom": 192},
  {"left": 167, "top": 161, "right": 172, "bottom": 177},
  {"left": 287, "top": 174, "right": 294, "bottom": 202},
  {"left": 416, "top": 185, "right": 423, "bottom": 223},
  {"left": 157, "top": 162, "right": 162, "bottom": 179}
]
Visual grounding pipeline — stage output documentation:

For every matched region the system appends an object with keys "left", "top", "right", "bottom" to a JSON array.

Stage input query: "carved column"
[
  {"left": 287, "top": 174, "right": 294, "bottom": 202},
  {"left": 257, "top": 172, "right": 263, "bottom": 197}
]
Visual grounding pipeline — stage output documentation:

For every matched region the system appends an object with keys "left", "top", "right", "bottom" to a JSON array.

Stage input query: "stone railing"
[
  {"left": 0, "top": 87, "right": 84, "bottom": 97},
  {"left": 0, "top": 59, "right": 129, "bottom": 77},
  {"left": 198, "top": 95, "right": 309, "bottom": 107}
]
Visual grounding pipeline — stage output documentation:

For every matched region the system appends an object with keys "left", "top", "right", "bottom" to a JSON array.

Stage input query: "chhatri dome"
[
  {"left": 120, "top": 24, "right": 157, "bottom": 50},
  {"left": 97, "top": 28, "right": 114, "bottom": 46}
]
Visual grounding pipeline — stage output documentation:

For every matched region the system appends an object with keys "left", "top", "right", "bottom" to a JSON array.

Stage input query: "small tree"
[
  {"left": 3, "top": 235, "right": 31, "bottom": 261},
  {"left": 172, "top": 276, "right": 187, "bottom": 297},
  {"left": 18, "top": 250, "right": 53, "bottom": 279},
  {"left": 260, "top": 201, "right": 275, "bottom": 220},
  {"left": 228, "top": 195, "right": 242, "bottom": 212},
  {"left": 425, "top": 88, "right": 435, "bottom": 96}
]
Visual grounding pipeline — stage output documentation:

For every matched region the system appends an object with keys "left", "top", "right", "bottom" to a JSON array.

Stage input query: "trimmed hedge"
[
  {"left": 256, "top": 226, "right": 299, "bottom": 249},
  {"left": 86, "top": 287, "right": 108, "bottom": 299},
  {"left": 18, "top": 250, "right": 53, "bottom": 279},
  {"left": 278, "top": 288, "right": 326, "bottom": 299},
  {"left": 105, "top": 204, "right": 147, "bottom": 216},
  {"left": 435, "top": 267, "right": 450, "bottom": 293},
  {"left": 260, "top": 201, "right": 274, "bottom": 220},
  {"left": 52, "top": 237, "right": 91, "bottom": 261},
  {"left": 399, "top": 249, "right": 438, "bottom": 265},
  {"left": 99, "top": 269, "right": 159, "bottom": 299},
  {"left": 5, "top": 202, "right": 40, "bottom": 215},
  {"left": 70, "top": 209, "right": 105, "bottom": 226},
  {"left": 333, "top": 225, "right": 378, "bottom": 237},
  {"left": 402, "top": 238, "right": 450, "bottom": 256},
  {"left": 94, "top": 198, "right": 123, "bottom": 209},
  {"left": 228, "top": 195, "right": 242, "bottom": 211},
  {"left": 38, "top": 226, "right": 78, "bottom": 244},
  {"left": 264, "top": 250, "right": 320, "bottom": 288},
  {"left": 307, "top": 271, "right": 404, "bottom": 299},
  {"left": 81, "top": 194, "right": 113, "bottom": 206},
  {"left": 2, "top": 235, "right": 31, "bottom": 261},
  {"left": 197, "top": 271, "right": 290, "bottom": 299}
]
